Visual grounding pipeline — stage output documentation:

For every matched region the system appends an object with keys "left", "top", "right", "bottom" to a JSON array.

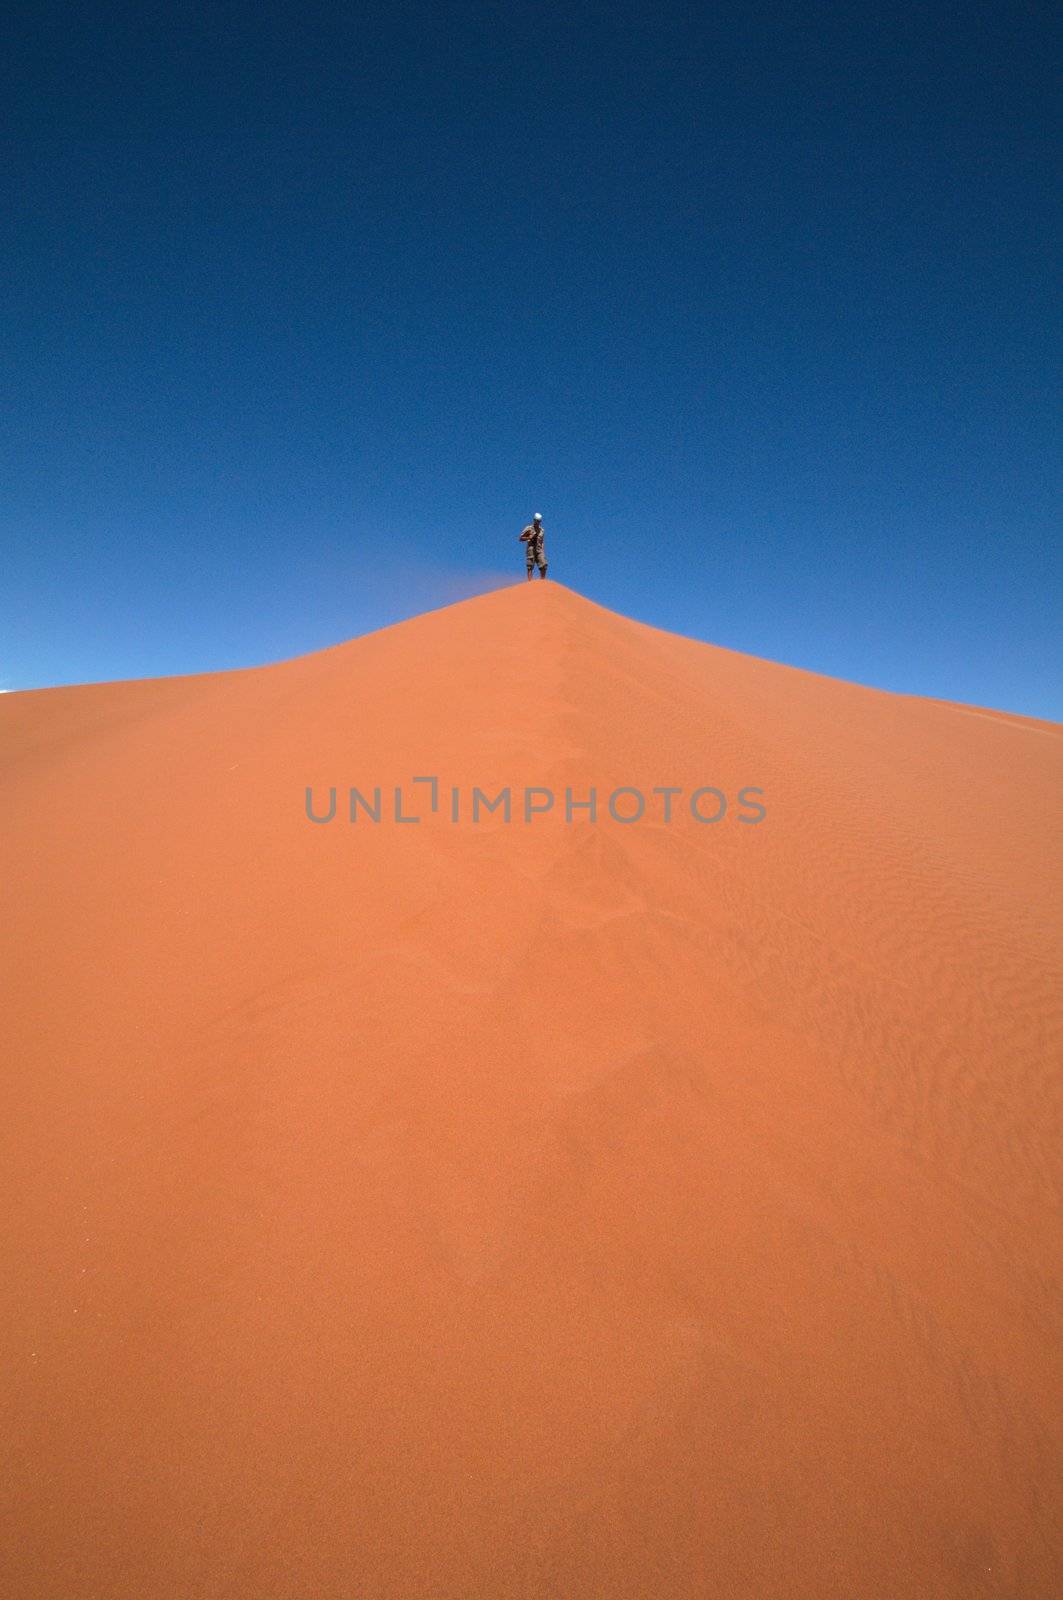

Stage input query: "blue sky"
[{"left": 2, "top": 1, "right": 1060, "bottom": 716}]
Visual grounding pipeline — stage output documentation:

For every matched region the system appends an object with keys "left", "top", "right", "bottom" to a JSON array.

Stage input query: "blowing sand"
[{"left": 2, "top": 581, "right": 1060, "bottom": 1597}]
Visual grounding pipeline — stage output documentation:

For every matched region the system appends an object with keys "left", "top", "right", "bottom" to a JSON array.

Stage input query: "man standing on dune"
[{"left": 519, "top": 512, "right": 548, "bottom": 579}]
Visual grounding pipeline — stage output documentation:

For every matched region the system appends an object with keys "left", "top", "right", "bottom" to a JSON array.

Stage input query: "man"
[{"left": 519, "top": 512, "right": 548, "bottom": 579}]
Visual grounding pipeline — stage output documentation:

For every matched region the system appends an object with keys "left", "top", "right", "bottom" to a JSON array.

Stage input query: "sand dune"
[{"left": 2, "top": 581, "right": 1061, "bottom": 1598}]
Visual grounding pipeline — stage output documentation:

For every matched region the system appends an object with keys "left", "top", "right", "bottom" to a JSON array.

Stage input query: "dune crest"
[{"left": 3, "top": 581, "right": 1061, "bottom": 1598}]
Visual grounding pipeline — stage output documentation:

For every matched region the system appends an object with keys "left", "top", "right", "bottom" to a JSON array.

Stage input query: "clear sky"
[{"left": 3, "top": 1, "right": 1060, "bottom": 717}]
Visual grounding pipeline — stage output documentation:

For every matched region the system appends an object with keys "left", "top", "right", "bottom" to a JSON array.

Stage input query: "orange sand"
[{"left": 2, "top": 582, "right": 1061, "bottom": 1597}]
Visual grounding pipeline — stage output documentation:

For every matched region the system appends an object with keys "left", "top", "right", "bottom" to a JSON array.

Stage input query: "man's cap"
[{"left": 533, "top": 512, "right": 542, "bottom": 521}]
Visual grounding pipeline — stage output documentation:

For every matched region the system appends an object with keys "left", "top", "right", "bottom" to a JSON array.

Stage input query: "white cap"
[{"left": 533, "top": 511, "right": 542, "bottom": 520}]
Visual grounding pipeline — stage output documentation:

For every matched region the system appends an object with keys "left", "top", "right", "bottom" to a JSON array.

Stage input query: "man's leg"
[{"left": 526, "top": 555, "right": 534, "bottom": 580}]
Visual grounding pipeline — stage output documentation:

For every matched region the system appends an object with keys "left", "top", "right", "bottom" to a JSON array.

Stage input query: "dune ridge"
[{"left": 2, "top": 581, "right": 1061, "bottom": 1598}]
